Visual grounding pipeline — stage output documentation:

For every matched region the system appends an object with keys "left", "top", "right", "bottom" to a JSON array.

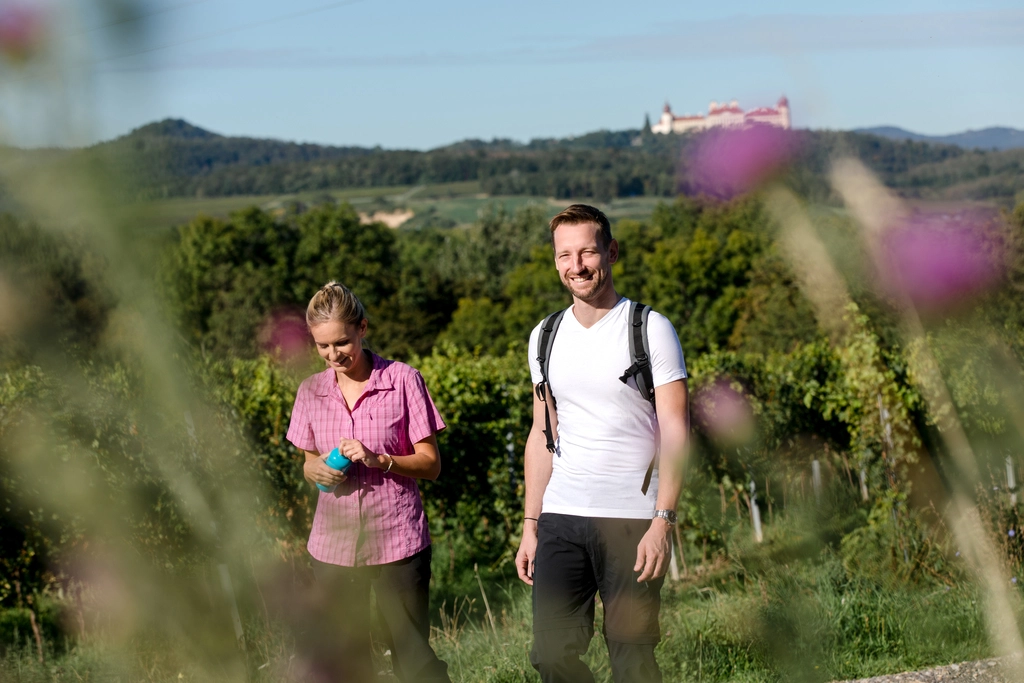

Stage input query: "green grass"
[
  {"left": 429, "top": 551, "right": 990, "bottom": 683},
  {"left": 653, "top": 557, "right": 987, "bottom": 683},
  {"left": 0, "top": 562, "right": 994, "bottom": 683},
  {"left": 0, "top": 488, "right": 1002, "bottom": 683}
]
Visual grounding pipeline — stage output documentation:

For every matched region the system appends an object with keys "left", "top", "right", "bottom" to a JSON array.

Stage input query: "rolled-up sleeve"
[
  {"left": 405, "top": 370, "right": 446, "bottom": 445},
  {"left": 286, "top": 381, "right": 317, "bottom": 452}
]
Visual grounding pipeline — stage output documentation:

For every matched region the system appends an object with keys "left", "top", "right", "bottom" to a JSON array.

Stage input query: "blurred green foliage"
[
  {"left": 4, "top": 183, "right": 1024, "bottom": 681},
  {"left": 414, "top": 346, "right": 533, "bottom": 592},
  {"left": 0, "top": 215, "right": 114, "bottom": 365}
]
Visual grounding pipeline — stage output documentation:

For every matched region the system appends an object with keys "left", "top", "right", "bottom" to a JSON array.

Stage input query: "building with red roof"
[{"left": 651, "top": 96, "right": 791, "bottom": 134}]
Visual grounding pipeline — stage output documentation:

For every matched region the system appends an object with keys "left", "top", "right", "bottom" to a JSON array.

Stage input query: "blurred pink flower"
[
  {"left": 0, "top": 2, "right": 45, "bottom": 62},
  {"left": 684, "top": 125, "right": 800, "bottom": 199},
  {"left": 878, "top": 209, "right": 1001, "bottom": 312},
  {"left": 693, "top": 377, "right": 755, "bottom": 446},
  {"left": 259, "top": 309, "right": 309, "bottom": 363}
]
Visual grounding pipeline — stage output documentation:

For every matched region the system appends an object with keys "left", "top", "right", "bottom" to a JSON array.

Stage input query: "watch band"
[{"left": 654, "top": 509, "right": 677, "bottom": 525}]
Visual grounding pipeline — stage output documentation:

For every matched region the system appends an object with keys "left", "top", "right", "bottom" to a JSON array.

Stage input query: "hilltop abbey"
[{"left": 651, "top": 96, "right": 791, "bottom": 134}]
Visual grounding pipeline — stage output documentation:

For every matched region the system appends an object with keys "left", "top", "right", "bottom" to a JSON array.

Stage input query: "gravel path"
[{"left": 834, "top": 657, "right": 1019, "bottom": 683}]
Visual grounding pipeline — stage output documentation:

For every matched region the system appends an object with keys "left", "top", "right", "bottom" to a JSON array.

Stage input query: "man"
[{"left": 515, "top": 204, "right": 689, "bottom": 683}]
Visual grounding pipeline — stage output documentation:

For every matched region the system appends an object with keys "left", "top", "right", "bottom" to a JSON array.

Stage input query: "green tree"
[
  {"left": 644, "top": 197, "right": 774, "bottom": 354},
  {"left": 440, "top": 204, "right": 558, "bottom": 351},
  {"left": 414, "top": 345, "right": 533, "bottom": 581},
  {"left": 447, "top": 202, "right": 549, "bottom": 301},
  {"left": 162, "top": 207, "right": 298, "bottom": 356},
  {"left": 436, "top": 298, "right": 513, "bottom": 356},
  {"left": 374, "top": 227, "right": 460, "bottom": 358},
  {"left": 502, "top": 245, "right": 569, "bottom": 346},
  {"left": 291, "top": 203, "right": 398, "bottom": 314},
  {"left": 162, "top": 203, "right": 402, "bottom": 358},
  {"left": 729, "top": 251, "right": 819, "bottom": 355},
  {"left": 610, "top": 218, "right": 660, "bottom": 302}
]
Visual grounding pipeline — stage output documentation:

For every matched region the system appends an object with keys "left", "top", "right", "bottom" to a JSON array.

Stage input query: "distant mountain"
[
  {"left": 19, "top": 118, "right": 1021, "bottom": 205},
  {"left": 90, "top": 118, "right": 382, "bottom": 200},
  {"left": 84, "top": 120, "right": 678, "bottom": 201},
  {"left": 127, "top": 119, "right": 223, "bottom": 140},
  {"left": 855, "top": 126, "right": 1024, "bottom": 151}
]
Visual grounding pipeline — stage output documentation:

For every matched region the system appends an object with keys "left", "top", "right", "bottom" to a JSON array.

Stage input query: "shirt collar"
[{"left": 313, "top": 351, "right": 393, "bottom": 397}]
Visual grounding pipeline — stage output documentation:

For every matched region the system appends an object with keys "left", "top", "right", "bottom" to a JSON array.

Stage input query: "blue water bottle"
[{"left": 317, "top": 447, "right": 353, "bottom": 492}]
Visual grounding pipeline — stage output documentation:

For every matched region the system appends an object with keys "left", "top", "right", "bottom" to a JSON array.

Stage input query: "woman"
[{"left": 286, "top": 281, "right": 451, "bottom": 683}]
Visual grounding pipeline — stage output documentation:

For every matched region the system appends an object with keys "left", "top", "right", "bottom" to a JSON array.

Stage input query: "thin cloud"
[
  {"left": 590, "top": 10, "right": 1024, "bottom": 57},
  {"left": 154, "top": 47, "right": 319, "bottom": 69},
  {"left": 102, "top": 47, "right": 539, "bottom": 71},
  {"left": 103, "top": 9, "right": 1024, "bottom": 72}
]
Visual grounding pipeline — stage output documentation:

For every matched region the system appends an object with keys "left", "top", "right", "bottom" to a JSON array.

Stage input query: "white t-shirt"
[{"left": 528, "top": 297, "right": 688, "bottom": 519}]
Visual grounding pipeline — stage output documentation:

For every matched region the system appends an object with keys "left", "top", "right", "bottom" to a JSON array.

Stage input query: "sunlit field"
[{"left": 120, "top": 184, "right": 667, "bottom": 234}]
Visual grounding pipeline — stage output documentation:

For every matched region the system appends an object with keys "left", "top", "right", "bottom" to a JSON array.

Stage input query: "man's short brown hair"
[{"left": 549, "top": 204, "right": 613, "bottom": 248}]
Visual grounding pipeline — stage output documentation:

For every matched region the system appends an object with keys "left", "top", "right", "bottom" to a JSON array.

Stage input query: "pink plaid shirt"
[{"left": 286, "top": 353, "right": 446, "bottom": 567}]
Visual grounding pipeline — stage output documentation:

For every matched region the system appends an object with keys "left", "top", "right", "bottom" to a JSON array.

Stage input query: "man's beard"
[{"left": 562, "top": 268, "right": 606, "bottom": 302}]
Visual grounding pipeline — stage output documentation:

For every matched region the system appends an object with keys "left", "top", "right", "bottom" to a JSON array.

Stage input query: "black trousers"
[
  {"left": 306, "top": 547, "right": 451, "bottom": 683},
  {"left": 531, "top": 513, "right": 665, "bottom": 683}
]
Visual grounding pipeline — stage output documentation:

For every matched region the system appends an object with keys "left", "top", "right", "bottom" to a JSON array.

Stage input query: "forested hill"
[
  {"left": 89, "top": 119, "right": 379, "bottom": 198},
  {"left": 80, "top": 118, "right": 1024, "bottom": 203},
  {"left": 855, "top": 126, "right": 1024, "bottom": 152}
]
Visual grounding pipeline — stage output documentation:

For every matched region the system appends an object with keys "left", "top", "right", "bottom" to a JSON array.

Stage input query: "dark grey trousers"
[
  {"left": 531, "top": 513, "right": 665, "bottom": 683},
  {"left": 308, "top": 547, "right": 451, "bottom": 683}
]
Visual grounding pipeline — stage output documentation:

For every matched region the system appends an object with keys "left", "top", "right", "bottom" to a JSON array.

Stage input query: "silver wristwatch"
[{"left": 654, "top": 509, "right": 677, "bottom": 525}]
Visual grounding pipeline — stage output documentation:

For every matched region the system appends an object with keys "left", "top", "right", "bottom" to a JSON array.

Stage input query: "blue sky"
[{"left": 7, "top": 0, "right": 1024, "bottom": 148}]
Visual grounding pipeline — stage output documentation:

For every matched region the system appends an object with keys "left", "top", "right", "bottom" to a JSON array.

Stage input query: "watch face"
[{"left": 657, "top": 510, "right": 677, "bottom": 524}]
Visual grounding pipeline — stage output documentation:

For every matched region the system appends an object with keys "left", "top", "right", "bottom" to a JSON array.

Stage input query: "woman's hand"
[
  {"left": 303, "top": 453, "right": 347, "bottom": 488},
  {"left": 340, "top": 438, "right": 389, "bottom": 469}
]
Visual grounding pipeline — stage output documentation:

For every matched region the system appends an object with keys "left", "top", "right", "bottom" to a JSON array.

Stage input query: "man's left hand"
[{"left": 634, "top": 519, "right": 672, "bottom": 582}]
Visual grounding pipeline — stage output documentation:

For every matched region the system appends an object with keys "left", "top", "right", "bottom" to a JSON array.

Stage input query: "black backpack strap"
[
  {"left": 619, "top": 302, "right": 655, "bottom": 407},
  {"left": 618, "top": 302, "right": 658, "bottom": 494},
  {"left": 535, "top": 309, "right": 566, "bottom": 454}
]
